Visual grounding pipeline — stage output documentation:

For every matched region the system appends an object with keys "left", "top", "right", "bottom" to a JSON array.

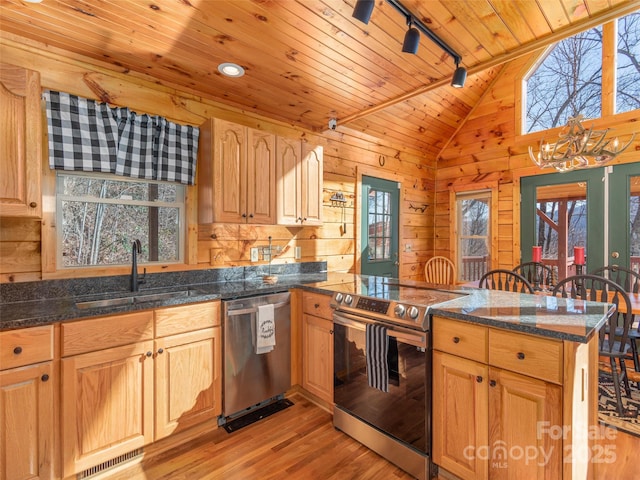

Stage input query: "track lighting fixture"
[
  {"left": 402, "top": 19, "right": 420, "bottom": 54},
  {"left": 352, "top": 0, "right": 375, "bottom": 24},
  {"left": 352, "top": 0, "right": 466, "bottom": 87},
  {"left": 451, "top": 61, "right": 467, "bottom": 88}
]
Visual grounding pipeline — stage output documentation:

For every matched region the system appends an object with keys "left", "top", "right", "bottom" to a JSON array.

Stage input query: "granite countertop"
[{"left": 0, "top": 269, "right": 612, "bottom": 343}]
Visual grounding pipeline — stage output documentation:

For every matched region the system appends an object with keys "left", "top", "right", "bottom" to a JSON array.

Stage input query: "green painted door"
[
  {"left": 608, "top": 163, "right": 640, "bottom": 270},
  {"left": 521, "top": 162, "right": 640, "bottom": 280},
  {"left": 360, "top": 176, "right": 399, "bottom": 278}
]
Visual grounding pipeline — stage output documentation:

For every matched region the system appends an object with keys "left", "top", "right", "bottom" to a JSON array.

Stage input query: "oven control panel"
[
  {"left": 355, "top": 297, "right": 390, "bottom": 314},
  {"left": 330, "top": 292, "right": 429, "bottom": 330}
]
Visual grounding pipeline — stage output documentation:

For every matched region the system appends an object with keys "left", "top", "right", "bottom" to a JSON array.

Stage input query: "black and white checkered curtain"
[{"left": 44, "top": 90, "right": 198, "bottom": 185}]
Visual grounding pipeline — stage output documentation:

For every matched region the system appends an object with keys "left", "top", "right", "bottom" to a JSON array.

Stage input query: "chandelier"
[{"left": 528, "top": 115, "right": 635, "bottom": 172}]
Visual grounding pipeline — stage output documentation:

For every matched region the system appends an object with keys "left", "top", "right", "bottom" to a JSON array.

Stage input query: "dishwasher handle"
[{"left": 226, "top": 300, "right": 289, "bottom": 317}]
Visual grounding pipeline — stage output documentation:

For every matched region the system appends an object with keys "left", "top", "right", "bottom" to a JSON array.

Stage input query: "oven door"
[{"left": 333, "top": 310, "right": 430, "bottom": 455}]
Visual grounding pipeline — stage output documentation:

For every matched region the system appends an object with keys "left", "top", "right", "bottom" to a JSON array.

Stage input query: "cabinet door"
[
  {"left": 62, "top": 341, "right": 154, "bottom": 477},
  {"left": 213, "top": 119, "right": 246, "bottom": 223},
  {"left": 488, "top": 367, "right": 562, "bottom": 480},
  {"left": 301, "top": 143, "right": 323, "bottom": 225},
  {"left": 154, "top": 327, "right": 221, "bottom": 439},
  {"left": 0, "top": 63, "right": 42, "bottom": 218},
  {"left": 247, "top": 128, "right": 276, "bottom": 224},
  {"left": 432, "top": 350, "right": 489, "bottom": 480},
  {"left": 276, "top": 136, "right": 302, "bottom": 225},
  {"left": 0, "top": 362, "right": 54, "bottom": 480},
  {"left": 302, "top": 314, "right": 333, "bottom": 404}
]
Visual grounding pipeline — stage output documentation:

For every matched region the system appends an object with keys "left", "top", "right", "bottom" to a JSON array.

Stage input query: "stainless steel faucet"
[{"left": 131, "top": 239, "right": 146, "bottom": 292}]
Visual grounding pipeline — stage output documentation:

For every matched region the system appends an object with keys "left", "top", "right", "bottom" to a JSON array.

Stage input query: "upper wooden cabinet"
[
  {"left": 0, "top": 63, "right": 42, "bottom": 218},
  {"left": 276, "top": 138, "right": 323, "bottom": 226},
  {"left": 198, "top": 118, "right": 276, "bottom": 224},
  {"left": 198, "top": 117, "right": 323, "bottom": 226}
]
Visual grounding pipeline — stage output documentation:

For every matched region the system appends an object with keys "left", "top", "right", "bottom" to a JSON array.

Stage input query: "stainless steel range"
[{"left": 330, "top": 279, "right": 465, "bottom": 480}]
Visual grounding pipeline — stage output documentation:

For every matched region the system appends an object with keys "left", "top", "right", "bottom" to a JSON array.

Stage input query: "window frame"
[
  {"left": 517, "top": 14, "right": 637, "bottom": 136},
  {"left": 449, "top": 183, "right": 498, "bottom": 283}
]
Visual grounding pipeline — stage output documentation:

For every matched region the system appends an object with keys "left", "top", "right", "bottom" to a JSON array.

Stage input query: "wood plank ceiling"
[{"left": 1, "top": 0, "right": 638, "bottom": 157}]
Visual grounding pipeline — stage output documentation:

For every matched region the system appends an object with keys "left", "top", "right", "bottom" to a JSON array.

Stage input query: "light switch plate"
[
  {"left": 295, "top": 246, "right": 302, "bottom": 259},
  {"left": 250, "top": 247, "right": 259, "bottom": 262}
]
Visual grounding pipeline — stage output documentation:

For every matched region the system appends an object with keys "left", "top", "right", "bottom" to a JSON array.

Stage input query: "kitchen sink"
[{"left": 75, "top": 290, "right": 204, "bottom": 310}]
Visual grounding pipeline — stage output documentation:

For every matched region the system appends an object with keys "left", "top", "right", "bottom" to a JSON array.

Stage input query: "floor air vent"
[{"left": 77, "top": 448, "right": 143, "bottom": 479}]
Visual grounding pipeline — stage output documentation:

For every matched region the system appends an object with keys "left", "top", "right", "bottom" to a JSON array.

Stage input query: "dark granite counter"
[{"left": 0, "top": 268, "right": 612, "bottom": 343}]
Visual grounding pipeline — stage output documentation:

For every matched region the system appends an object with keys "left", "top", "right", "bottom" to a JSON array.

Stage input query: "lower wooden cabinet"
[
  {"left": 155, "top": 327, "right": 221, "bottom": 439},
  {"left": 432, "top": 315, "right": 590, "bottom": 480},
  {"left": 301, "top": 291, "right": 333, "bottom": 404},
  {"left": 0, "top": 362, "right": 54, "bottom": 480},
  {"left": 61, "top": 302, "right": 221, "bottom": 478},
  {"left": 0, "top": 325, "right": 55, "bottom": 480}
]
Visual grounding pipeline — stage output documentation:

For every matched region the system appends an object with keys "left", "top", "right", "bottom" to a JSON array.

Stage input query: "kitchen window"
[{"left": 56, "top": 172, "right": 184, "bottom": 268}]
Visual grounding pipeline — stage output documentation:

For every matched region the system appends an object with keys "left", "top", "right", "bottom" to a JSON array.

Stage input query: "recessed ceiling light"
[
  {"left": 218, "top": 63, "right": 245, "bottom": 78},
  {"left": 23, "top": 0, "right": 43, "bottom": 3}
]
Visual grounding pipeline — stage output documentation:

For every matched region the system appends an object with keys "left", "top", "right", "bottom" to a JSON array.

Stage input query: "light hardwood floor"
[{"left": 105, "top": 393, "right": 638, "bottom": 480}]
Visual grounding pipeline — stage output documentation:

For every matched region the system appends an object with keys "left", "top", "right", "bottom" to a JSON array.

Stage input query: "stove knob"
[
  {"left": 408, "top": 306, "right": 420, "bottom": 319},
  {"left": 344, "top": 294, "right": 353, "bottom": 306},
  {"left": 394, "top": 304, "right": 406, "bottom": 317},
  {"left": 335, "top": 293, "right": 344, "bottom": 304}
]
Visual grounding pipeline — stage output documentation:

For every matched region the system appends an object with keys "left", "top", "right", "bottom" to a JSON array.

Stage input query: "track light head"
[
  {"left": 451, "top": 64, "right": 467, "bottom": 88},
  {"left": 402, "top": 25, "right": 420, "bottom": 54},
  {"left": 352, "top": 0, "right": 375, "bottom": 24}
]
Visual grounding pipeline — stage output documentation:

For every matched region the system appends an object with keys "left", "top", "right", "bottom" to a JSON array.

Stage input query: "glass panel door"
[
  {"left": 360, "top": 176, "right": 399, "bottom": 277},
  {"left": 521, "top": 162, "right": 640, "bottom": 282}
]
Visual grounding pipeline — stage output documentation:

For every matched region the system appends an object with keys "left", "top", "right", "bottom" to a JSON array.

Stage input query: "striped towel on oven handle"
[{"left": 366, "top": 323, "right": 389, "bottom": 392}]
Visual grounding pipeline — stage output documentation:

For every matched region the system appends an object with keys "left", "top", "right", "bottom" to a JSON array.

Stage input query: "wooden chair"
[
  {"left": 478, "top": 269, "right": 534, "bottom": 293},
  {"left": 424, "top": 256, "right": 456, "bottom": 285},
  {"left": 513, "top": 261, "right": 555, "bottom": 291},
  {"left": 590, "top": 265, "right": 640, "bottom": 294},
  {"left": 552, "top": 274, "right": 634, "bottom": 416},
  {"left": 591, "top": 265, "right": 640, "bottom": 383}
]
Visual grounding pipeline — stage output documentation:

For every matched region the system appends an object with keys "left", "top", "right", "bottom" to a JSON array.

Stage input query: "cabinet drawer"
[
  {"left": 489, "top": 329, "right": 563, "bottom": 384},
  {"left": 155, "top": 301, "right": 220, "bottom": 337},
  {"left": 62, "top": 311, "right": 154, "bottom": 357},
  {"left": 432, "top": 316, "right": 488, "bottom": 363},
  {"left": 302, "top": 291, "right": 332, "bottom": 319},
  {"left": 0, "top": 325, "right": 54, "bottom": 369}
]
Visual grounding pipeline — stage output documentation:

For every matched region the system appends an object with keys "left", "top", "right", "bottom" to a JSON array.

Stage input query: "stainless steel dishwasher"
[{"left": 221, "top": 291, "right": 291, "bottom": 420}]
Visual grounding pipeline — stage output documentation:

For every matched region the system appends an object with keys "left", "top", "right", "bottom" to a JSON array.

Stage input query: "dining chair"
[
  {"left": 478, "top": 269, "right": 534, "bottom": 293},
  {"left": 424, "top": 256, "right": 456, "bottom": 285},
  {"left": 552, "top": 274, "right": 634, "bottom": 416},
  {"left": 590, "top": 265, "right": 640, "bottom": 294},
  {"left": 591, "top": 265, "right": 640, "bottom": 383},
  {"left": 512, "top": 261, "right": 555, "bottom": 291}
]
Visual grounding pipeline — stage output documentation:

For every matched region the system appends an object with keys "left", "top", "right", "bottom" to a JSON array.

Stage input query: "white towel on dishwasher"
[{"left": 255, "top": 303, "right": 275, "bottom": 354}]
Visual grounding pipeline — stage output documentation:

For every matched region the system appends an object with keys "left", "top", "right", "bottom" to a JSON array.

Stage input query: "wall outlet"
[
  {"left": 405, "top": 244, "right": 411, "bottom": 252},
  {"left": 295, "top": 246, "right": 302, "bottom": 259},
  {"left": 250, "top": 247, "right": 259, "bottom": 262}
]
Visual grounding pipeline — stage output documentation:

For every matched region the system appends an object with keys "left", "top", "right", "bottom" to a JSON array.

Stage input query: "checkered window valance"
[{"left": 44, "top": 90, "right": 198, "bottom": 185}]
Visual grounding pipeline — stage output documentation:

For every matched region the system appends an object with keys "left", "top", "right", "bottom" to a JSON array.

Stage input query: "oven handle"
[{"left": 333, "top": 311, "right": 427, "bottom": 348}]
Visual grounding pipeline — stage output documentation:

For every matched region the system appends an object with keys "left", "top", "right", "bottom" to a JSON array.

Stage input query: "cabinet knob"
[
  {"left": 452, "top": 336, "right": 460, "bottom": 344},
  {"left": 303, "top": 217, "right": 307, "bottom": 221},
  {"left": 13, "top": 346, "right": 22, "bottom": 355},
  {"left": 517, "top": 352, "right": 525, "bottom": 360},
  {"left": 29, "top": 202, "right": 37, "bottom": 208},
  {"left": 314, "top": 303, "right": 320, "bottom": 308},
  {"left": 476, "top": 376, "right": 483, "bottom": 383},
  {"left": 490, "top": 380, "right": 497, "bottom": 387},
  {"left": 249, "top": 213, "right": 254, "bottom": 218},
  {"left": 41, "top": 374, "right": 49, "bottom": 382},
  {"left": 146, "top": 351, "right": 153, "bottom": 357},
  {"left": 242, "top": 213, "right": 247, "bottom": 218},
  {"left": 157, "top": 348, "right": 164, "bottom": 355},
  {"left": 329, "top": 330, "right": 334, "bottom": 335}
]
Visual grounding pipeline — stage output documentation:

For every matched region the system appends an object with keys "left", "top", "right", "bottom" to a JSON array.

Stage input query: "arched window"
[{"left": 524, "top": 12, "right": 639, "bottom": 134}]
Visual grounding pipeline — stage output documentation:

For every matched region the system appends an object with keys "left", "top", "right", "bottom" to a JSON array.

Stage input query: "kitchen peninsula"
[{"left": 1, "top": 267, "right": 610, "bottom": 480}]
